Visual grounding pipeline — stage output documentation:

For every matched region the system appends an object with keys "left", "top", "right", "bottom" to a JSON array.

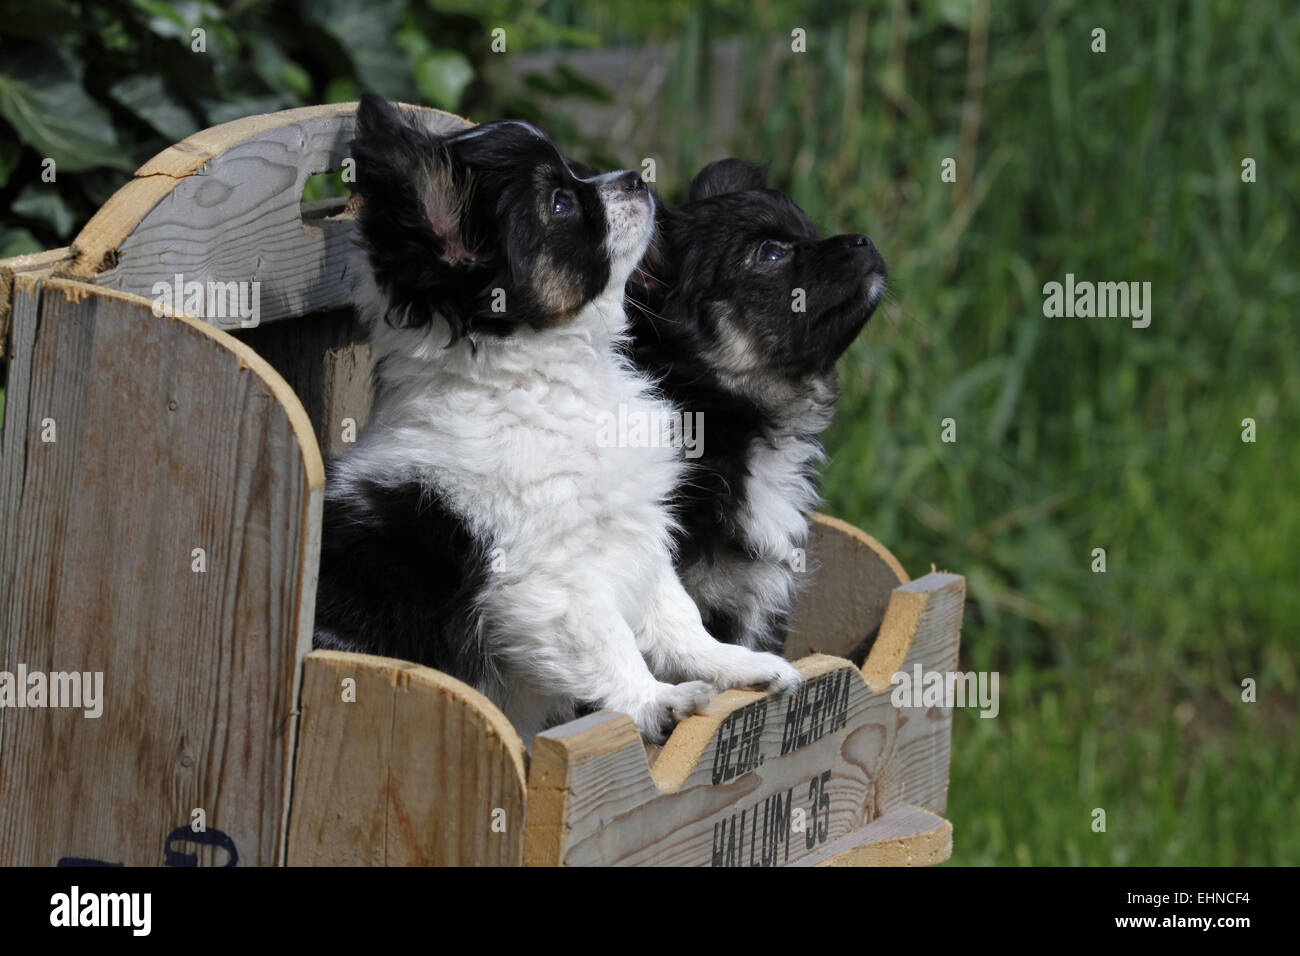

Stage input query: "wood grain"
[
  {"left": 0, "top": 277, "right": 322, "bottom": 866},
  {"left": 287, "top": 650, "right": 527, "bottom": 866},
  {"left": 524, "top": 571, "right": 963, "bottom": 867},
  {"left": 64, "top": 103, "right": 471, "bottom": 328},
  {"left": 0, "top": 247, "right": 72, "bottom": 359},
  {"left": 796, "top": 804, "right": 952, "bottom": 867},
  {"left": 320, "top": 342, "right": 375, "bottom": 459},
  {"left": 231, "top": 308, "right": 362, "bottom": 455},
  {"left": 785, "top": 513, "right": 910, "bottom": 663},
  {"left": 0, "top": 279, "right": 43, "bottom": 784}
]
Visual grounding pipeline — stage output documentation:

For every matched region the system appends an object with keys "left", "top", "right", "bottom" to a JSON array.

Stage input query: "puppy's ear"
[
  {"left": 352, "top": 94, "right": 477, "bottom": 269},
  {"left": 355, "top": 92, "right": 409, "bottom": 145},
  {"left": 418, "top": 149, "right": 476, "bottom": 267},
  {"left": 352, "top": 93, "right": 429, "bottom": 196},
  {"left": 687, "top": 158, "right": 769, "bottom": 201}
]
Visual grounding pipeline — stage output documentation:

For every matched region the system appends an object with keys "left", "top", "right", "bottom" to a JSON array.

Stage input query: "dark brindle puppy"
[{"left": 628, "top": 159, "right": 887, "bottom": 654}]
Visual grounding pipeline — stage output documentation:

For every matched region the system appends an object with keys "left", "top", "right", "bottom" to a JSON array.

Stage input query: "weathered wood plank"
[
  {"left": 64, "top": 103, "right": 470, "bottom": 328},
  {"left": 0, "top": 277, "right": 45, "bottom": 784},
  {"left": 786, "top": 513, "right": 910, "bottom": 663},
  {"left": 320, "top": 342, "right": 375, "bottom": 459},
  {"left": 863, "top": 573, "right": 965, "bottom": 815},
  {"left": 287, "top": 650, "right": 527, "bottom": 866},
  {"left": 0, "top": 278, "right": 322, "bottom": 866},
  {"left": 0, "top": 248, "right": 72, "bottom": 359},
  {"left": 231, "top": 308, "right": 361, "bottom": 452},
  {"left": 795, "top": 803, "right": 952, "bottom": 867},
  {"left": 524, "top": 571, "right": 963, "bottom": 867}
]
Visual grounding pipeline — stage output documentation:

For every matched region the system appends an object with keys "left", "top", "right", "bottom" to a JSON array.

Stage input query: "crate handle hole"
[{"left": 300, "top": 168, "right": 354, "bottom": 224}]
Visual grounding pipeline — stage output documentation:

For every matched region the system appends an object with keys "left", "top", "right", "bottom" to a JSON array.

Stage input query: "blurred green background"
[{"left": 1, "top": 0, "right": 1296, "bottom": 864}]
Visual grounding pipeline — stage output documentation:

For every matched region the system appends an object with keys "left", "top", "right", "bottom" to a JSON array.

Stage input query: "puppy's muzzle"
[
  {"left": 619, "top": 170, "right": 649, "bottom": 195},
  {"left": 838, "top": 233, "right": 886, "bottom": 277}
]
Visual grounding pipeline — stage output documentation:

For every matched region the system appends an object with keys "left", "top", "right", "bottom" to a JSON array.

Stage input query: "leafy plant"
[{"left": 0, "top": 0, "right": 615, "bottom": 253}]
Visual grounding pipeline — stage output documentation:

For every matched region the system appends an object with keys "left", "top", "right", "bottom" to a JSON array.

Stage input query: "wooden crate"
[{"left": 0, "top": 104, "right": 963, "bottom": 866}]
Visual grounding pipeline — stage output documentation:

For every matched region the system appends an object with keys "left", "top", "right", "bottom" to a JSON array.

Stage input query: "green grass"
[{"left": 607, "top": 0, "right": 1300, "bottom": 864}]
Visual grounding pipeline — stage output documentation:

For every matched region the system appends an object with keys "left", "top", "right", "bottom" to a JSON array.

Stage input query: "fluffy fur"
[
  {"left": 313, "top": 98, "right": 801, "bottom": 745},
  {"left": 628, "top": 159, "right": 887, "bottom": 654}
]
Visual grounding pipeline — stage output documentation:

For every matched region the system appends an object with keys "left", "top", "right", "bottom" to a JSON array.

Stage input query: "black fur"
[
  {"left": 313, "top": 468, "right": 496, "bottom": 684},
  {"left": 628, "top": 159, "right": 887, "bottom": 653},
  {"left": 351, "top": 92, "right": 615, "bottom": 339}
]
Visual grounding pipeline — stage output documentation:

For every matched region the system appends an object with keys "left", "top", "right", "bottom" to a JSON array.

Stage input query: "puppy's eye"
[
  {"left": 756, "top": 240, "right": 791, "bottom": 263},
  {"left": 551, "top": 189, "right": 576, "bottom": 216}
]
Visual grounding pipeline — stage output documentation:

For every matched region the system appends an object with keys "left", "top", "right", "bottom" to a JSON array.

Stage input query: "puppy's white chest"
[
  {"left": 494, "top": 364, "right": 679, "bottom": 505},
  {"left": 740, "top": 436, "right": 821, "bottom": 557},
  {"left": 399, "top": 330, "right": 675, "bottom": 533}
]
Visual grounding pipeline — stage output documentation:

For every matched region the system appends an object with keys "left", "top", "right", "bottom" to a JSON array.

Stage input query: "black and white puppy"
[
  {"left": 314, "top": 99, "right": 801, "bottom": 744},
  {"left": 628, "top": 159, "right": 887, "bottom": 654}
]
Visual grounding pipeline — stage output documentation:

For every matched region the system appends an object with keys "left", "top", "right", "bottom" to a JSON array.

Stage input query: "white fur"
[
  {"left": 681, "top": 420, "right": 828, "bottom": 648},
  {"left": 682, "top": 363, "right": 836, "bottom": 648},
  {"left": 337, "top": 175, "right": 800, "bottom": 742}
]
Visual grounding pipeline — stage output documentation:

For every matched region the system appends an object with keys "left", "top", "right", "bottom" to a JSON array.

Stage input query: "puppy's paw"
[
  {"left": 632, "top": 680, "right": 717, "bottom": 744},
  {"left": 710, "top": 647, "right": 803, "bottom": 694}
]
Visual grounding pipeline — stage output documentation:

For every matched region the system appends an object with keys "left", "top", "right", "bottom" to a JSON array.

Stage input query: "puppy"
[
  {"left": 314, "top": 98, "right": 801, "bottom": 744},
  {"left": 627, "top": 159, "right": 887, "bottom": 654}
]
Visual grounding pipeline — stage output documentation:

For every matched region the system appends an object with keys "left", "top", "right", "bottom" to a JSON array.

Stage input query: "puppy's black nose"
[
  {"left": 845, "top": 234, "right": 873, "bottom": 250},
  {"left": 621, "top": 171, "right": 647, "bottom": 193}
]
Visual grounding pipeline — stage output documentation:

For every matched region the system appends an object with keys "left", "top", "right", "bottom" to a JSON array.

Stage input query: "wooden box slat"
[
  {"left": 287, "top": 650, "right": 527, "bottom": 866},
  {"left": 65, "top": 104, "right": 469, "bottom": 328},
  {"left": 0, "top": 278, "right": 321, "bottom": 866},
  {"left": 524, "top": 573, "right": 964, "bottom": 866}
]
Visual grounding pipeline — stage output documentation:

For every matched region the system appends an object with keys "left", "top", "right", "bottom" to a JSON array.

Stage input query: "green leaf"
[
  {"left": 0, "top": 226, "right": 43, "bottom": 258},
  {"left": 250, "top": 37, "right": 314, "bottom": 99},
  {"left": 0, "top": 46, "right": 134, "bottom": 173},
  {"left": 305, "top": 0, "right": 413, "bottom": 98},
  {"left": 0, "top": 0, "right": 79, "bottom": 39},
  {"left": 110, "top": 75, "right": 198, "bottom": 142},
  {"left": 12, "top": 184, "right": 77, "bottom": 238},
  {"left": 522, "top": 63, "right": 612, "bottom": 104},
  {"left": 0, "top": 139, "right": 20, "bottom": 189},
  {"left": 413, "top": 50, "right": 474, "bottom": 111},
  {"left": 323, "top": 78, "right": 360, "bottom": 104},
  {"left": 201, "top": 95, "right": 298, "bottom": 127},
  {"left": 79, "top": 169, "right": 131, "bottom": 209},
  {"left": 128, "top": 0, "right": 188, "bottom": 39}
]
